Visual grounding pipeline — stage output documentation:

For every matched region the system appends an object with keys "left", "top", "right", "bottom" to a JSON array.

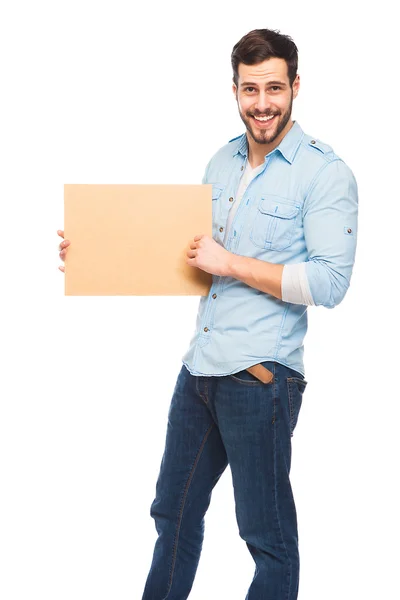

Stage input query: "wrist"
[{"left": 225, "top": 252, "right": 244, "bottom": 278}]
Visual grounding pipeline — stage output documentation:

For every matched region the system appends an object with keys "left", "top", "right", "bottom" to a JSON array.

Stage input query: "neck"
[{"left": 247, "top": 119, "right": 294, "bottom": 168}]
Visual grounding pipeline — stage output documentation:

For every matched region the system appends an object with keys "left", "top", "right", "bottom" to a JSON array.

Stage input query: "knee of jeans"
[
  {"left": 150, "top": 496, "right": 162, "bottom": 516},
  {"left": 150, "top": 496, "right": 174, "bottom": 525}
]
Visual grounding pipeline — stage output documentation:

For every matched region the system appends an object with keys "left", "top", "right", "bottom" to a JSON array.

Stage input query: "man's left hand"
[{"left": 186, "top": 234, "right": 233, "bottom": 277}]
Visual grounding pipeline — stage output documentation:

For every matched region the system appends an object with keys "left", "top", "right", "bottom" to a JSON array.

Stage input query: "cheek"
[
  {"left": 280, "top": 94, "right": 293, "bottom": 111},
  {"left": 238, "top": 95, "right": 252, "bottom": 114}
]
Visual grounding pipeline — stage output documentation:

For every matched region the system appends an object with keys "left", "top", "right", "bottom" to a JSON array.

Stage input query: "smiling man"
[{"left": 143, "top": 28, "right": 358, "bottom": 600}]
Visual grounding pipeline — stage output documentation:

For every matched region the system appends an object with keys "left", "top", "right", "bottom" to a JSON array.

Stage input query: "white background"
[{"left": 1, "top": 1, "right": 399, "bottom": 598}]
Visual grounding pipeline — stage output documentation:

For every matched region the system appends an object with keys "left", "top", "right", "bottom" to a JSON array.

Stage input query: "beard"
[{"left": 238, "top": 91, "right": 293, "bottom": 145}]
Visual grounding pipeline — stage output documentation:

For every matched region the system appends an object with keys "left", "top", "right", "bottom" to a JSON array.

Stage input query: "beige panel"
[{"left": 64, "top": 184, "right": 213, "bottom": 296}]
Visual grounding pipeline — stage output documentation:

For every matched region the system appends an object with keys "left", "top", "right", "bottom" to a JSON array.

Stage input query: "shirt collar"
[{"left": 233, "top": 121, "right": 304, "bottom": 164}]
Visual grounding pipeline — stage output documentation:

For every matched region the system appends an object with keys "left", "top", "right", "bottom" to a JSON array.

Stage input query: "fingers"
[
  {"left": 58, "top": 239, "right": 70, "bottom": 250},
  {"left": 57, "top": 230, "right": 70, "bottom": 272},
  {"left": 187, "top": 249, "right": 197, "bottom": 259}
]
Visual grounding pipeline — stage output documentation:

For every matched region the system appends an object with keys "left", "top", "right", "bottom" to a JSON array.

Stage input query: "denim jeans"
[{"left": 141, "top": 361, "right": 307, "bottom": 600}]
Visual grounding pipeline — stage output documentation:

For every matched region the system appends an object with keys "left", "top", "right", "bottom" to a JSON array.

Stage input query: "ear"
[
  {"left": 232, "top": 82, "right": 238, "bottom": 98},
  {"left": 292, "top": 74, "right": 300, "bottom": 99}
]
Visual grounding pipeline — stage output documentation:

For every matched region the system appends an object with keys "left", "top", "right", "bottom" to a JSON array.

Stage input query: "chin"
[{"left": 252, "top": 127, "right": 278, "bottom": 145}]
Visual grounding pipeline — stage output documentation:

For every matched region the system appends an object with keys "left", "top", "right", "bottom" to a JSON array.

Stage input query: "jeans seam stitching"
[
  {"left": 288, "top": 379, "right": 294, "bottom": 436},
  {"left": 162, "top": 423, "right": 215, "bottom": 599},
  {"left": 273, "top": 366, "right": 292, "bottom": 600},
  {"left": 195, "top": 376, "right": 209, "bottom": 404}
]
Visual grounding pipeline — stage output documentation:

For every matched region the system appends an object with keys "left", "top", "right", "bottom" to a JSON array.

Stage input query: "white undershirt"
[
  {"left": 223, "top": 160, "right": 315, "bottom": 306},
  {"left": 223, "top": 161, "right": 263, "bottom": 246}
]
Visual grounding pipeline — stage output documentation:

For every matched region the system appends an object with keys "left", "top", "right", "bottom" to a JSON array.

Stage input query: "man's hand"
[
  {"left": 186, "top": 234, "right": 233, "bottom": 277},
  {"left": 187, "top": 233, "right": 284, "bottom": 299},
  {"left": 57, "top": 230, "right": 70, "bottom": 273}
]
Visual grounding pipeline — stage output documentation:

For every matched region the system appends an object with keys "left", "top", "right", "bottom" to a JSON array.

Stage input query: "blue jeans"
[{"left": 142, "top": 361, "right": 307, "bottom": 600}]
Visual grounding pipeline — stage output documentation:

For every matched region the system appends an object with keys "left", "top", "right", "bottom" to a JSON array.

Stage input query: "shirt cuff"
[{"left": 281, "top": 262, "right": 315, "bottom": 306}]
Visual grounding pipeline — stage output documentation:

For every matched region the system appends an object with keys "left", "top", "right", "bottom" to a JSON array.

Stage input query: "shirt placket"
[{"left": 197, "top": 159, "right": 247, "bottom": 341}]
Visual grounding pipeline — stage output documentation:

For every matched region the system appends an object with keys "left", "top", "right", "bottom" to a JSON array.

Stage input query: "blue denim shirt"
[{"left": 182, "top": 121, "right": 358, "bottom": 377}]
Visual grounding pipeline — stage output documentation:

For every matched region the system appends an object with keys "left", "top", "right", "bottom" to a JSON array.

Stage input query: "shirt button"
[
  {"left": 241, "top": 165, "right": 244, "bottom": 171},
  {"left": 204, "top": 327, "right": 209, "bottom": 332},
  {"left": 347, "top": 228, "right": 352, "bottom": 233},
  {"left": 219, "top": 227, "right": 224, "bottom": 232},
  {"left": 229, "top": 197, "right": 234, "bottom": 202},
  {"left": 212, "top": 293, "right": 217, "bottom": 299},
  {"left": 311, "top": 140, "right": 316, "bottom": 144}
]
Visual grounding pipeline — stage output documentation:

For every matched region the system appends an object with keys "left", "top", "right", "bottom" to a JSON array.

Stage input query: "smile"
[
  {"left": 251, "top": 114, "right": 278, "bottom": 128},
  {"left": 253, "top": 115, "right": 275, "bottom": 122}
]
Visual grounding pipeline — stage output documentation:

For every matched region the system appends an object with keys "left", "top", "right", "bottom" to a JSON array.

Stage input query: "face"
[{"left": 233, "top": 58, "right": 300, "bottom": 147}]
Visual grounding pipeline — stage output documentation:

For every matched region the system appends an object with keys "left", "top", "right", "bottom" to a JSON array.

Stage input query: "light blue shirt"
[{"left": 182, "top": 121, "right": 358, "bottom": 377}]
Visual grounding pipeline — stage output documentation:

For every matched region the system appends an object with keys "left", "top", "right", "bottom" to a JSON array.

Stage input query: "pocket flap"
[
  {"left": 211, "top": 184, "right": 224, "bottom": 200},
  {"left": 259, "top": 197, "right": 298, "bottom": 219}
]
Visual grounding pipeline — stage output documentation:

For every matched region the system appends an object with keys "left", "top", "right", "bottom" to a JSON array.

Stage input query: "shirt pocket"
[{"left": 250, "top": 196, "right": 300, "bottom": 251}]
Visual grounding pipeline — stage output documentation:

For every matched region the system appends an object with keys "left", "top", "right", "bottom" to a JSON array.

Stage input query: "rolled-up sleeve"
[{"left": 303, "top": 159, "right": 358, "bottom": 308}]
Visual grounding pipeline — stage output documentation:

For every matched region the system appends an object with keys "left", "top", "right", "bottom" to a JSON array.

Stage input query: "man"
[{"left": 58, "top": 28, "right": 358, "bottom": 600}]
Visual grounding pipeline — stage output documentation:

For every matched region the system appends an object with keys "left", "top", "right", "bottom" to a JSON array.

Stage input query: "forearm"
[{"left": 226, "top": 254, "right": 284, "bottom": 300}]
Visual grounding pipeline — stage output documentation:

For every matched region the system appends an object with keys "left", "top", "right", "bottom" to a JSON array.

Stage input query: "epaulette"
[{"left": 307, "top": 138, "right": 333, "bottom": 154}]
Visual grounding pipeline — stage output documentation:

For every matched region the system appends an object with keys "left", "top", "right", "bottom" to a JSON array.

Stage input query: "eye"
[
  {"left": 269, "top": 86, "right": 282, "bottom": 92},
  {"left": 244, "top": 87, "right": 256, "bottom": 93}
]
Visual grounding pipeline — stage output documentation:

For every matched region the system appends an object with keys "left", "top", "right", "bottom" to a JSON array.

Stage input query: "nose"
[{"left": 254, "top": 91, "right": 271, "bottom": 113}]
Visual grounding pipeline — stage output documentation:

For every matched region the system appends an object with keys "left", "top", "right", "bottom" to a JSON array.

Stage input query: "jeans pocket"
[
  {"left": 287, "top": 377, "right": 307, "bottom": 436},
  {"left": 229, "top": 369, "right": 266, "bottom": 386}
]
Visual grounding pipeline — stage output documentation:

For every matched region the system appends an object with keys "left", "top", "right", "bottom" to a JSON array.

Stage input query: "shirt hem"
[{"left": 182, "top": 358, "right": 305, "bottom": 378}]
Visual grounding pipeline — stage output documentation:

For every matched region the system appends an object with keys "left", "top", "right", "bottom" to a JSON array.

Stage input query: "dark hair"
[{"left": 231, "top": 29, "right": 298, "bottom": 87}]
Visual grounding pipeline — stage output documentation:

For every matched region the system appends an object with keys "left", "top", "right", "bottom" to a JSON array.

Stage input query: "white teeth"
[{"left": 254, "top": 115, "right": 275, "bottom": 121}]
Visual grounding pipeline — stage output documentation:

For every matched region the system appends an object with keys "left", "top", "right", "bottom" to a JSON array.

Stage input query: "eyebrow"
[{"left": 240, "top": 80, "right": 287, "bottom": 88}]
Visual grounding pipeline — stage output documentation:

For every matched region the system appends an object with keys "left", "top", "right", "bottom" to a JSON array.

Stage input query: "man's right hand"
[{"left": 57, "top": 230, "right": 70, "bottom": 273}]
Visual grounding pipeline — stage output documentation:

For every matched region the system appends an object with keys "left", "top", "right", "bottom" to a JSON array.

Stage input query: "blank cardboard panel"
[{"left": 64, "top": 184, "right": 213, "bottom": 296}]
